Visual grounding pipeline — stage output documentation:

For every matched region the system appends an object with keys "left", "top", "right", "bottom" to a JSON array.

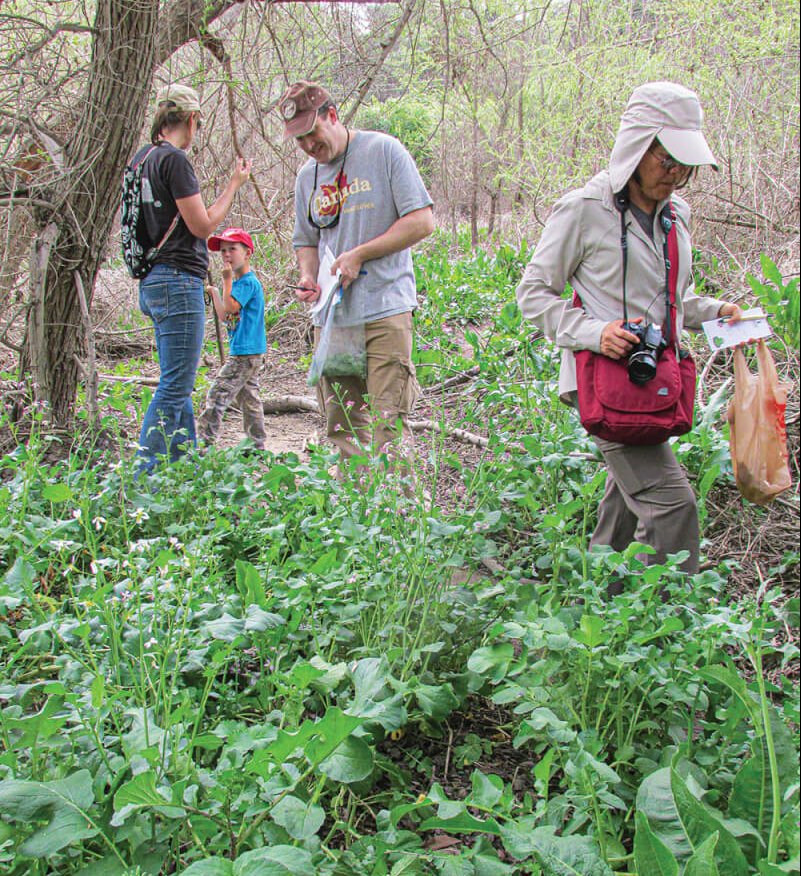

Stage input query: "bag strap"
[
  {"left": 131, "top": 144, "right": 158, "bottom": 172},
  {"left": 132, "top": 144, "right": 180, "bottom": 255},
  {"left": 572, "top": 193, "right": 679, "bottom": 341},
  {"left": 662, "top": 204, "right": 679, "bottom": 348},
  {"left": 615, "top": 193, "right": 678, "bottom": 345}
]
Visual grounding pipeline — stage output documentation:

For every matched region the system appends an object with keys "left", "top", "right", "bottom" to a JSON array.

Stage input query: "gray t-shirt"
[
  {"left": 629, "top": 201, "right": 656, "bottom": 241},
  {"left": 293, "top": 130, "right": 433, "bottom": 326}
]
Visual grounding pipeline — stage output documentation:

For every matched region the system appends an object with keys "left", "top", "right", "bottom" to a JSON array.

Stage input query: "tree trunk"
[
  {"left": 21, "top": 0, "right": 247, "bottom": 428},
  {"left": 24, "top": 0, "right": 159, "bottom": 426}
]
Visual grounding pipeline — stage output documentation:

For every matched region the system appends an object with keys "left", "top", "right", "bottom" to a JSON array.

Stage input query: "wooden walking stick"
[{"left": 205, "top": 268, "right": 226, "bottom": 364}]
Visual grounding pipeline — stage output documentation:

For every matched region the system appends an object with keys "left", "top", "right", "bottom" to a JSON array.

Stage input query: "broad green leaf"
[
  {"left": 685, "top": 832, "right": 720, "bottom": 876},
  {"left": 1, "top": 557, "right": 37, "bottom": 611},
  {"left": 0, "top": 769, "right": 98, "bottom": 857},
  {"left": 756, "top": 862, "right": 789, "bottom": 875},
  {"left": 760, "top": 254, "right": 784, "bottom": 288},
  {"left": 416, "top": 682, "right": 459, "bottom": 720},
  {"left": 232, "top": 845, "right": 314, "bottom": 875},
  {"left": 74, "top": 856, "right": 129, "bottom": 876},
  {"left": 179, "top": 861, "right": 234, "bottom": 876},
  {"left": 698, "top": 665, "right": 763, "bottom": 735},
  {"left": 420, "top": 811, "right": 502, "bottom": 836},
  {"left": 318, "top": 735, "right": 373, "bottom": 783},
  {"left": 310, "top": 548, "right": 339, "bottom": 575},
  {"left": 201, "top": 613, "right": 245, "bottom": 642},
  {"left": 271, "top": 794, "right": 325, "bottom": 840},
  {"left": 469, "top": 771, "right": 503, "bottom": 809},
  {"left": 728, "top": 741, "right": 771, "bottom": 858},
  {"left": 671, "top": 768, "right": 749, "bottom": 876},
  {"left": 573, "top": 614, "right": 604, "bottom": 648},
  {"left": 260, "top": 706, "right": 363, "bottom": 767},
  {"left": 467, "top": 644, "right": 514, "bottom": 681},
  {"left": 244, "top": 604, "right": 286, "bottom": 633},
  {"left": 42, "top": 483, "right": 73, "bottom": 502},
  {"left": 347, "top": 657, "right": 407, "bottom": 729},
  {"left": 438, "top": 857, "right": 475, "bottom": 876},
  {"left": 634, "top": 811, "right": 679, "bottom": 876},
  {"left": 528, "top": 826, "right": 614, "bottom": 876},
  {"left": 632, "top": 616, "right": 684, "bottom": 645},
  {"left": 500, "top": 816, "right": 539, "bottom": 858},
  {"left": 235, "top": 560, "right": 267, "bottom": 608},
  {"left": 637, "top": 768, "right": 693, "bottom": 861},
  {"left": 6, "top": 694, "right": 67, "bottom": 747},
  {"left": 112, "top": 770, "right": 184, "bottom": 826}
]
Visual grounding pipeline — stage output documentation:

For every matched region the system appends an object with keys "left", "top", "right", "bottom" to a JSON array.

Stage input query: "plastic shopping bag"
[
  {"left": 307, "top": 287, "right": 367, "bottom": 388},
  {"left": 727, "top": 340, "right": 792, "bottom": 505}
]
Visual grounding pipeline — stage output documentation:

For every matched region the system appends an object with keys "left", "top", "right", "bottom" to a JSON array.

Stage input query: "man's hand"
[
  {"left": 600, "top": 318, "right": 642, "bottom": 360},
  {"left": 295, "top": 274, "right": 321, "bottom": 304},
  {"left": 331, "top": 249, "right": 364, "bottom": 289},
  {"left": 718, "top": 302, "right": 743, "bottom": 323}
]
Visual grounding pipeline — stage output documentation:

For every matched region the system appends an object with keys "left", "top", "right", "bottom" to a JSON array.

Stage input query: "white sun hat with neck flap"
[{"left": 608, "top": 81, "right": 718, "bottom": 194}]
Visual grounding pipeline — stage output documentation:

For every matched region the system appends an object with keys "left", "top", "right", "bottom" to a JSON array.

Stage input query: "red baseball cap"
[{"left": 208, "top": 227, "right": 254, "bottom": 252}]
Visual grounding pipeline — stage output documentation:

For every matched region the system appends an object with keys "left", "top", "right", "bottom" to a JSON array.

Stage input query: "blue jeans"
[{"left": 137, "top": 264, "right": 205, "bottom": 473}]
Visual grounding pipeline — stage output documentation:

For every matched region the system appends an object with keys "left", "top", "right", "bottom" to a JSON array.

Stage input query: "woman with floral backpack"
[{"left": 125, "top": 84, "right": 250, "bottom": 474}]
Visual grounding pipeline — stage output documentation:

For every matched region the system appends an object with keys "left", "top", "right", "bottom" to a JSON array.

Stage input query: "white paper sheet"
[
  {"left": 702, "top": 308, "right": 772, "bottom": 351},
  {"left": 310, "top": 246, "right": 341, "bottom": 318}
]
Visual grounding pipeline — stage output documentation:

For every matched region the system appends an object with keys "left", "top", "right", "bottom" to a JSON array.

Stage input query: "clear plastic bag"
[
  {"left": 307, "top": 288, "right": 367, "bottom": 388},
  {"left": 727, "top": 340, "right": 792, "bottom": 505}
]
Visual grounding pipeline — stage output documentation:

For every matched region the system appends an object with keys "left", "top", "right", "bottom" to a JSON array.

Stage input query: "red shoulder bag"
[{"left": 573, "top": 198, "right": 696, "bottom": 445}]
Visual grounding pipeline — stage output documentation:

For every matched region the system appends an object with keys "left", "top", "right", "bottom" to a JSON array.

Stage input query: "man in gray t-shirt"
[{"left": 281, "top": 80, "right": 434, "bottom": 474}]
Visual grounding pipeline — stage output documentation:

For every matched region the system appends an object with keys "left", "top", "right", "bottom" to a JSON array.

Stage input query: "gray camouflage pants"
[{"left": 198, "top": 354, "right": 266, "bottom": 449}]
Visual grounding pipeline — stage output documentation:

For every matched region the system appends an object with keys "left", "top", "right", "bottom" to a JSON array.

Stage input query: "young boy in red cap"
[{"left": 198, "top": 227, "right": 267, "bottom": 450}]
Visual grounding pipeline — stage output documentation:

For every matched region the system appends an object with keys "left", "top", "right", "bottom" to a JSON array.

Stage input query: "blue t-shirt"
[{"left": 228, "top": 271, "right": 266, "bottom": 355}]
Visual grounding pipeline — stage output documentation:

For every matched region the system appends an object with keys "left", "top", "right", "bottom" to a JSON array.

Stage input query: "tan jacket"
[{"left": 515, "top": 170, "right": 723, "bottom": 401}]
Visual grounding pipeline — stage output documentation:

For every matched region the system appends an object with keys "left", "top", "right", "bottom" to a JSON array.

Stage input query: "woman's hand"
[
  {"left": 231, "top": 157, "right": 252, "bottom": 189},
  {"left": 718, "top": 302, "right": 743, "bottom": 323},
  {"left": 600, "top": 318, "right": 642, "bottom": 359}
]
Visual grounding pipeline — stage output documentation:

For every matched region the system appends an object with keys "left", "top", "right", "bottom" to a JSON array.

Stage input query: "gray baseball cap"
[{"left": 156, "top": 84, "right": 201, "bottom": 113}]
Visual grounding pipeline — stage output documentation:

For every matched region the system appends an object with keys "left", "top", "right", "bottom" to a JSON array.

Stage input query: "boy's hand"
[{"left": 221, "top": 266, "right": 233, "bottom": 281}]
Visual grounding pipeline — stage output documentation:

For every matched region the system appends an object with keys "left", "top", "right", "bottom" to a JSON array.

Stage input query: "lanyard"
[{"left": 615, "top": 193, "right": 677, "bottom": 348}]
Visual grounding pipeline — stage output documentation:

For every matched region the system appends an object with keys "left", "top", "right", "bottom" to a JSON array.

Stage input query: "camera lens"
[{"left": 628, "top": 350, "right": 657, "bottom": 384}]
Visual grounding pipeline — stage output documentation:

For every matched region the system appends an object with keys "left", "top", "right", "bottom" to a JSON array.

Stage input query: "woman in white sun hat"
[{"left": 516, "top": 82, "right": 742, "bottom": 580}]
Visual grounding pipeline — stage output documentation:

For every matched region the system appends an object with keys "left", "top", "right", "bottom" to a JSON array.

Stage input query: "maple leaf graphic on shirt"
[{"left": 318, "top": 174, "right": 349, "bottom": 217}]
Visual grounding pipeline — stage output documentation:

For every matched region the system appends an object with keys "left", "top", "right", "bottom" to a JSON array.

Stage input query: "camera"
[{"left": 622, "top": 321, "right": 667, "bottom": 385}]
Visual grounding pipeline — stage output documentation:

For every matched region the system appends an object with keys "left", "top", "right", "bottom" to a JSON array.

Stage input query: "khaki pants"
[
  {"left": 590, "top": 438, "right": 699, "bottom": 574},
  {"left": 315, "top": 312, "right": 419, "bottom": 466},
  {"left": 198, "top": 353, "right": 266, "bottom": 449}
]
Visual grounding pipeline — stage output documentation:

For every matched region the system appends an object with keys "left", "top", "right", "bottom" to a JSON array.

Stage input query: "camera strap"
[{"left": 614, "top": 192, "right": 678, "bottom": 349}]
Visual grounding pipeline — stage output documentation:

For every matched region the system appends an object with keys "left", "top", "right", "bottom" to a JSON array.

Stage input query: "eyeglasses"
[
  {"left": 306, "top": 128, "right": 350, "bottom": 231},
  {"left": 649, "top": 146, "right": 691, "bottom": 178}
]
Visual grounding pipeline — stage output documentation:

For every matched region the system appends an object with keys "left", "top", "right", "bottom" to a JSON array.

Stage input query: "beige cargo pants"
[
  {"left": 590, "top": 438, "right": 700, "bottom": 574},
  {"left": 314, "top": 312, "right": 420, "bottom": 469}
]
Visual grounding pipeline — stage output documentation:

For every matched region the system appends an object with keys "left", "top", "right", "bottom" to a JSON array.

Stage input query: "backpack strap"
[{"left": 134, "top": 144, "right": 180, "bottom": 257}]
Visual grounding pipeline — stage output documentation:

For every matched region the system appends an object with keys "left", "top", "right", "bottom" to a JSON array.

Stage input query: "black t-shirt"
[{"left": 133, "top": 142, "right": 208, "bottom": 278}]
